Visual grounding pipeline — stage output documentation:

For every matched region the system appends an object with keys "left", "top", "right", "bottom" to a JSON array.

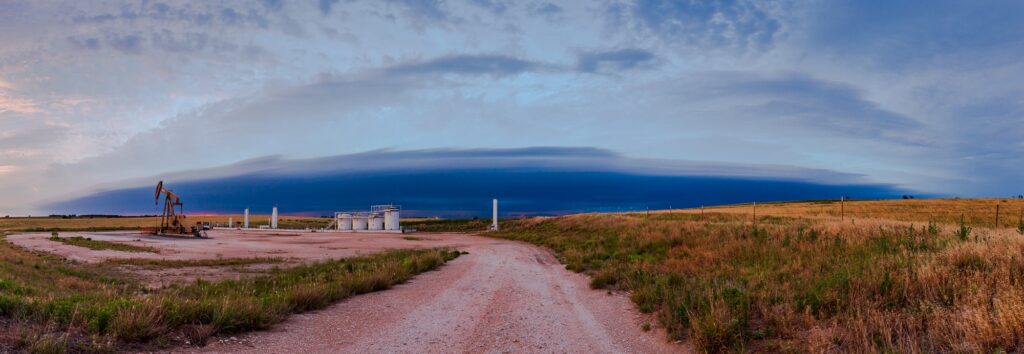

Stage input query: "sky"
[{"left": 1, "top": 0, "right": 1023, "bottom": 215}]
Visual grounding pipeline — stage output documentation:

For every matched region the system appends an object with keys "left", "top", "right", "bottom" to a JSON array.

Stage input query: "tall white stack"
[
  {"left": 244, "top": 208, "right": 250, "bottom": 228},
  {"left": 271, "top": 206, "right": 278, "bottom": 229},
  {"left": 228, "top": 217, "right": 233, "bottom": 228},
  {"left": 491, "top": 199, "right": 499, "bottom": 231}
]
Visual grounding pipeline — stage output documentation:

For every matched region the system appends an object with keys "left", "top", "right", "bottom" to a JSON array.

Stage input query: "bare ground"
[
  {"left": 8, "top": 230, "right": 688, "bottom": 353},
  {"left": 180, "top": 241, "right": 687, "bottom": 353}
]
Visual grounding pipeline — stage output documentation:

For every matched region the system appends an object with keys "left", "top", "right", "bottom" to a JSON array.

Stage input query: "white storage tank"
[
  {"left": 368, "top": 213, "right": 384, "bottom": 230},
  {"left": 384, "top": 207, "right": 400, "bottom": 231},
  {"left": 353, "top": 215, "right": 368, "bottom": 230},
  {"left": 338, "top": 213, "right": 353, "bottom": 231}
]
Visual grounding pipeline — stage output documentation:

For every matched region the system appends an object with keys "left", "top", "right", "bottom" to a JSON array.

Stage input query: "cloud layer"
[
  {"left": 50, "top": 147, "right": 903, "bottom": 216},
  {"left": 1, "top": 0, "right": 1023, "bottom": 214}
]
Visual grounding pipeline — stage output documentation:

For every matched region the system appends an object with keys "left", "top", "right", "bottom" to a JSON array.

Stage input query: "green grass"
[
  {"left": 401, "top": 236, "right": 426, "bottom": 241},
  {"left": 0, "top": 231, "right": 461, "bottom": 351},
  {"left": 103, "top": 257, "right": 287, "bottom": 269},
  {"left": 49, "top": 236, "right": 158, "bottom": 253}
]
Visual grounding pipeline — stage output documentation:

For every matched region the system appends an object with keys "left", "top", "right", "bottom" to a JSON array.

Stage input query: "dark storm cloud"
[{"left": 50, "top": 147, "right": 903, "bottom": 216}]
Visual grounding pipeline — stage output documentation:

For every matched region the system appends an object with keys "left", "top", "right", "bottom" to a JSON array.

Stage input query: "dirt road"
[
  {"left": 9, "top": 230, "right": 686, "bottom": 352},
  {"left": 182, "top": 239, "right": 687, "bottom": 353}
]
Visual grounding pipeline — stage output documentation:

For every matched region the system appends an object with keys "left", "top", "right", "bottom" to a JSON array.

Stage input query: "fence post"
[
  {"left": 996, "top": 204, "right": 1001, "bottom": 227},
  {"left": 840, "top": 196, "right": 845, "bottom": 223},
  {"left": 753, "top": 201, "right": 757, "bottom": 226}
]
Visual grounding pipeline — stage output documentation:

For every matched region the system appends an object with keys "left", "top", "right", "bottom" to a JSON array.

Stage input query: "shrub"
[{"left": 954, "top": 215, "right": 972, "bottom": 241}]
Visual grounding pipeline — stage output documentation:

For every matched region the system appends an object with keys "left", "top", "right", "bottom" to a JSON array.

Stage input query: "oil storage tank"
[
  {"left": 368, "top": 213, "right": 384, "bottom": 230},
  {"left": 353, "top": 215, "right": 368, "bottom": 230},
  {"left": 337, "top": 213, "right": 353, "bottom": 231},
  {"left": 384, "top": 207, "right": 400, "bottom": 231}
]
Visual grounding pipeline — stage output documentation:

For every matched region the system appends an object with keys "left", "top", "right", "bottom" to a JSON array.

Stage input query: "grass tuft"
[{"left": 50, "top": 236, "right": 158, "bottom": 253}]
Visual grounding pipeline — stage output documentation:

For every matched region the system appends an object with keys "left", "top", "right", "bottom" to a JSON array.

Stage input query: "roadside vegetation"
[
  {"left": 0, "top": 231, "right": 461, "bottom": 352},
  {"left": 49, "top": 233, "right": 158, "bottom": 253},
  {"left": 101, "top": 257, "right": 288, "bottom": 269},
  {"left": 402, "top": 218, "right": 494, "bottom": 232},
  {"left": 493, "top": 208, "right": 1024, "bottom": 352}
]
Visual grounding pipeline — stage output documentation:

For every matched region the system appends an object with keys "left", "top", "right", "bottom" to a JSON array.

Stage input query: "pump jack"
[{"left": 154, "top": 181, "right": 193, "bottom": 236}]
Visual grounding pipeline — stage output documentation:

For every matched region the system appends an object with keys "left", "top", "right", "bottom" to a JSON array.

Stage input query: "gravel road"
[{"left": 182, "top": 238, "right": 688, "bottom": 353}]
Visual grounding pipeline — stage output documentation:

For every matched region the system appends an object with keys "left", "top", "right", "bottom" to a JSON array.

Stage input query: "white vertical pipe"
[
  {"left": 228, "top": 217, "right": 233, "bottom": 228},
  {"left": 244, "top": 208, "right": 249, "bottom": 228},
  {"left": 492, "top": 199, "right": 499, "bottom": 231},
  {"left": 271, "top": 206, "right": 278, "bottom": 229}
]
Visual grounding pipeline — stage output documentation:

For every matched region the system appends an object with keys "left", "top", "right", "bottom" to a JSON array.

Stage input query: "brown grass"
[
  {"left": 664, "top": 198, "right": 1024, "bottom": 228},
  {"left": 494, "top": 198, "right": 1024, "bottom": 352}
]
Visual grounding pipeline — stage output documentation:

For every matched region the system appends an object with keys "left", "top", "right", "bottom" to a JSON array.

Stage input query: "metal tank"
[
  {"left": 368, "top": 213, "right": 384, "bottom": 230},
  {"left": 384, "top": 207, "right": 400, "bottom": 231},
  {"left": 353, "top": 215, "right": 368, "bottom": 230},
  {"left": 337, "top": 213, "right": 353, "bottom": 231}
]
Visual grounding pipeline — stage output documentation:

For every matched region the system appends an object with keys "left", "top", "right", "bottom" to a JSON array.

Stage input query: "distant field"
[
  {"left": 666, "top": 198, "right": 1024, "bottom": 228},
  {"left": 0, "top": 214, "right": 330, "bottom": 232},
  {"left": 493, "top": 198, "right": 1024, "bottom": 352}
]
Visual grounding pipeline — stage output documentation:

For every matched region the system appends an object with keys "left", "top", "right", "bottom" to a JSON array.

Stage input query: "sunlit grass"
[{"left": 493, "top": 209, "right": 1024, "bottom": 352}]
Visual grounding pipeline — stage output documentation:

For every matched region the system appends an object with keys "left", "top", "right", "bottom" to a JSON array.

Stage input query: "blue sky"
[{"left": 1, "top": 0, "right": 1022, "bottom": 214}]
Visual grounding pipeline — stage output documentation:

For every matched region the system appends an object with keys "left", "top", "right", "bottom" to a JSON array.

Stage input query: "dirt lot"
[
  {"left": 8, "top": 229, "right": 685, "bottom": 352},
  {"left": 6, "top": 229, "right": 492, "bottom": 263}
]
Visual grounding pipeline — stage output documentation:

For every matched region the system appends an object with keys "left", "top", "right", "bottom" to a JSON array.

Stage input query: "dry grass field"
[
  {"left": 494, "top": 198, "right": 1024, "bottom": 352},
  {"left": 669, "top": 198, "right": 1024, "bottom": 228}
]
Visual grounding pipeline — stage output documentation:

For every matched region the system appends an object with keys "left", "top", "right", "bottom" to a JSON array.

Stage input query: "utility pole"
[
  {"left": 840, "top": 196, "right": 845, "bottom": 223},
  {"left": 753, "top": 201, "right": 757, "bottom": 226},
  {"left": 700, "top": 205, "right": 704, "bottom": 221}
]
